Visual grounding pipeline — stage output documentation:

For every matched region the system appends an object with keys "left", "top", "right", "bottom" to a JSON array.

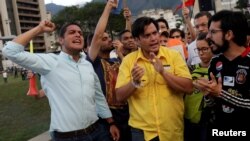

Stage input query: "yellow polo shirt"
[{"left": 116, "top": 46, "right": 192, "bottom": 141}]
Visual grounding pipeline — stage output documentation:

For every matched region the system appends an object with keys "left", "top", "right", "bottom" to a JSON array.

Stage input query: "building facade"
[{"left": 0, "top": 0, "right": 51, "bottom": 53}]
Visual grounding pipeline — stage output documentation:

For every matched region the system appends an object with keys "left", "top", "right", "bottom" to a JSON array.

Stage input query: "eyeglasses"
[
  {"left": 171, "top": 35, "right": 181, "bottom": 38},
  {"left": 208, "top": 29, "right": 222, "bottom": 35},
  {"left": 194, "top": 47, "right": 210, "bottom": 53}
]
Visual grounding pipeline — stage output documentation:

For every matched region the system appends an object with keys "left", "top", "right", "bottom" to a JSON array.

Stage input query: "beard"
[
  {"left": 210, "top": 37, "right": 229, "bottom": 55},
  {"left": 101, "top": 45, "right": 114, "bottom": 53}
]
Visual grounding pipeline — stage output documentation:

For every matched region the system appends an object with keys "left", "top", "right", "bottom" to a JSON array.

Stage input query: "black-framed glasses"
[
  {"left": 194, "top": 47, "right": 210, "bottom": 53},
  {"left": 208, "top": 29, "right": 222, "bottom": 35}
]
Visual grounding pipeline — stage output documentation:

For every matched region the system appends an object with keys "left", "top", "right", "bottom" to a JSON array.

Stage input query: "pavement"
[{"left": 28, "top": 131, "right": 51, "bottom": 141}]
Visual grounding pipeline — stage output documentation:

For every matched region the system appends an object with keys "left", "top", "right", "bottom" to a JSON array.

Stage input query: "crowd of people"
[{"left": 2, "top": 0, "right": 250, "bottom": 141}]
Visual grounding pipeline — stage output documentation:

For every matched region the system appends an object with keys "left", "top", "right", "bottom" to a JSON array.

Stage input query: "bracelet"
[{"left": 131, "top": 80, "right": 141, "bottom": 88}]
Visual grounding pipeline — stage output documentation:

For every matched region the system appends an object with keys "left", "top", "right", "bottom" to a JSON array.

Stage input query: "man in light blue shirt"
[{"left": 2, "top": 19, "right": 119, "bottom": 141}]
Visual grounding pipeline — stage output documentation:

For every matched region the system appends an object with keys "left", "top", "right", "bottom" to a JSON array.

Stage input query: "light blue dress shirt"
[{"left": 3, "top": 41, "right": 112, "bottom": 132}]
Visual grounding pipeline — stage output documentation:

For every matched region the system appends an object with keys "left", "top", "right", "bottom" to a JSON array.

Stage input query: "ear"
[
  {"left": 58, "top": 37, "right": 64, "bottom": 45},
  {"left": 225, "top": 30, "right": 234, "bottom": 41},
  {"left": 135, "top": 37, "right": 140, "bottom": 46}
]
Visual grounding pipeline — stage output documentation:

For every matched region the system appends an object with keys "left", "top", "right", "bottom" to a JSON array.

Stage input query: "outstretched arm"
[
  {"left": 13, "top": 20, "right": 55, "bottom": 46},
  {"left": 182, "top": 7, "right": 196, "bottom": 41},
  {"left": 2, "top": 21, "right": 56, "bottom": 75},
  {"left": 123, "top": 7, "right": 132, "bottom": 31},
  {"left": 88, "top": 0, "right": 117, "bottom": 62}
]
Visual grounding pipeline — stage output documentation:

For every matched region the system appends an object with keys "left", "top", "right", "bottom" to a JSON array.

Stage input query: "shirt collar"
[
  {"left": 59, "top": 51, "right": 85, "bottom": 63},
  {"left": 136, "top": 46, "right": 166, "bottom": 62}
]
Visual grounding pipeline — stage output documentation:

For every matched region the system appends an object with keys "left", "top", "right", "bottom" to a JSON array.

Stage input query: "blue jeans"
[
  {"left": 131, "top": 127, "right": 144, "bottom": 141},
  {"left": 50, "top": 123, "right": 112, "bottom": 141}
]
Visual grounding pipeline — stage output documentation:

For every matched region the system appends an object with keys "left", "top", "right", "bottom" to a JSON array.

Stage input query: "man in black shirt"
[{"left": 195, "top": 10, "right": 250, "bottom": 140}]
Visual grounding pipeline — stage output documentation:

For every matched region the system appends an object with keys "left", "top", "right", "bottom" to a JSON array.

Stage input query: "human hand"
[
  {"left": 110, "top": 125, "right": 120, "bottom": 141},
  {"left": 123, "top": 7, "right": 131, "bottom": 20},
  {"left": 38, "top": 20, "right": 56, "bottom": 33},
  {"left": 194, "top": 72, "right": 222, "bottom": 97},
  {"left": 113, "top": 40, "right": 124, "bottom": 59},
  {"left": 149, "top": 52, "right": 164, "bottom": 74},
  {"left": 108, "top": 0, "right": 118, "bottom": 8},
  {"left": 131, "top": 63, "right": 144, "bottom": 84},
  {"left": 182, "top": 7, "right": 190, "bottom": 19}
]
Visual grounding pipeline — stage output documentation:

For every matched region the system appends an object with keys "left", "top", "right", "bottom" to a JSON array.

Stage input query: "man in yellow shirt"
[{"left": 115, "top": 17, "right": 193, "bottom": 141}]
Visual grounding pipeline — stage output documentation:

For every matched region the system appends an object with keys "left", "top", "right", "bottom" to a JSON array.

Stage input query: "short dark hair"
[
  {"left": 194, "top": 11, "right": 212, "bottom": 20},
  {"left": 118, "top": 30, "right": 131, "bottom": 40},
  {"left": 160, "top": 31, "right": 169, "bottom": 38},
  {"left": 132, "top": 17, "right": 158, "bottom": 38},
  {"left": 197, "top": 32, "right": 208, "bottom": 41},
  {"left": 58, "top": 22, "right": 82, "bottom": 38},
  {"left": 156, "top": 18, "right": 169, "bottom": 30},
  {"left": 209, "top": 10, "right": 248, "bottom": 46},
  {"left": 169, "top": 28, "right": 185, "bottom": 39}
]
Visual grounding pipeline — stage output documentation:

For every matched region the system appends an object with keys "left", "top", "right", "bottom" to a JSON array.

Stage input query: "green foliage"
[
  {"left": 235, "top": 0, "right": 248, "bottom": 10},
  {"left": 52, "top": 2, "right": 125, "bottom": 36},
  {"left": 0, "top": 75, "right": 50, "bottom": 141}
]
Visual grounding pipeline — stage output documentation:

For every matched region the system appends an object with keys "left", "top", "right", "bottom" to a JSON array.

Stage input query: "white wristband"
[{"left": 131, "top": 80, "right": 141, "bottom": 88}]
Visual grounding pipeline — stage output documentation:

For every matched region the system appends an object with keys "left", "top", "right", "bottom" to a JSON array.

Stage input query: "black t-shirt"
[{"left": 208, "top": 48, "right": 250, "bottom": 130}]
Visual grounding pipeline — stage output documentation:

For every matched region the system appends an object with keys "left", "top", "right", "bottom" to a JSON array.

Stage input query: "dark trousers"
[
  {"left": 131, "top": 127, "right": 159, "bottom": 141},
  {"left": 50, "top": 123, "right": 112, "bottom": 141}
]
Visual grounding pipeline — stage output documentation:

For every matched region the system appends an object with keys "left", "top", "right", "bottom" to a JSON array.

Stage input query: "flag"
[{"left": 174, "top": 0, "right": 195, "bottom": 13}]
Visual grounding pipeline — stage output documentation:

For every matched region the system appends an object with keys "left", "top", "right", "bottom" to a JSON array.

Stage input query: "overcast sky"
[{"left": 44, "top": 0, "right": 92, "bottom": 6}]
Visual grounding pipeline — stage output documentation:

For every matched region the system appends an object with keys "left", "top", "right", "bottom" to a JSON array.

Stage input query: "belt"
[{"left": 54, "top": 121, "right": 98, "bottom": 138}]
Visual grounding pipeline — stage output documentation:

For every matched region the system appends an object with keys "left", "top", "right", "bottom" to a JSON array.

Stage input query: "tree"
[
  {"left": 235, "top": 0, "right": 248, "bottom": 10},
  {"left": 52, "top": 2, "right": 125, "bottom": 36}
]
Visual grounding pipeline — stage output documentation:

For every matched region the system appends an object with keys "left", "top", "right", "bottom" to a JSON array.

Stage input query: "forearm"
[
  {"left": 105, "top": 117, "right": 115, "bottom": 124},
  {"left": 218, "top": 90, "right": 250, "bottom": 109},
  {"left": 116, "top": 81, "right": 136, "bottom": 102},
  {"left": 160, "top": 71, "right": 193, "bottom": 94},
  {"left": 125, "top": 18, "right": 132, "bottom": 31},
  {"left": 13, "top": 26, "right": 42, "bottom": 46},
  {"left": 89, "top": 3, "right": 113, "bottom": 61},
  {"left": 184, "top": 17, "right": 196, "bottom": 40}
]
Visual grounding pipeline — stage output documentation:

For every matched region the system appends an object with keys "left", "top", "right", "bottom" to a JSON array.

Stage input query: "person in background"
[
  {"left": 118, "top": 30, "right": 137, "bottom": 56},
  {"left": 159, "top": 31, "right": 169, "bottom": 46},
  {"left": 184, "top": 32, "right": 213, "bottom": 141},
  {"left": 115, "top": 16, "right": 193, "bottom": 141},
  {"left": 167, "top": 29, "right": 188, "bottom": 60},
  {"left": 87, "top": 1, "right": 130, "bottom": 141},
  {"left": 2, "top": 70, "right": 8, "bottom": 83},
  {"left": 195, "top": 10, "right": 250, "bottom": 141},
  {"left": 186, "top": 11, "right": 212, "bottom": 68},
  {"left": 169, "top": 28, "right": 185, "bottom": 43},
  {"left": 2, "top": 19, "right": 119, "bottom": 141},
  {"left": 156, "top": 18, "right": 169, "bottom": 33}
]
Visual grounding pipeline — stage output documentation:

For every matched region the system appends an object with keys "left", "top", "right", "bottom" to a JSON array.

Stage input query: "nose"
[
  {"left": 75, "top": 32, "right": 81, "bottom": 37},
  {"left": 206, "top": 32, "right": 211, "bottom": 40},
  {"left": 199, "top": 51, "right": 204, "bottom": 56}
]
